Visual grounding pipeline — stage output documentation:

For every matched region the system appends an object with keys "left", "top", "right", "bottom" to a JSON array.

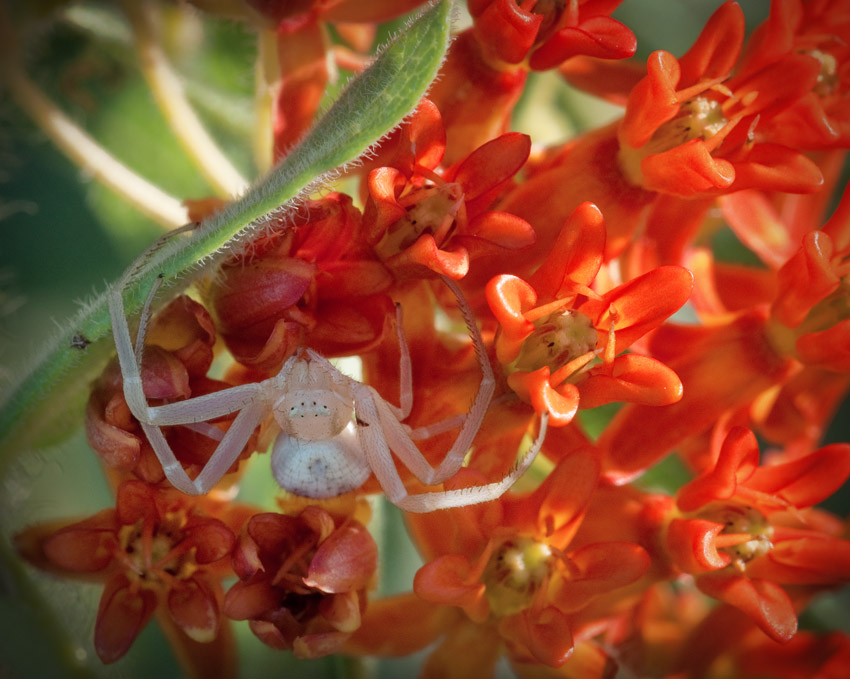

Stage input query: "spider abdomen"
[{"left": 270, "top": 420, "right": 371, "bottom": 498}]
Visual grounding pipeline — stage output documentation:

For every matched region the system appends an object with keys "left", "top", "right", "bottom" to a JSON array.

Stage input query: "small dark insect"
[{"left": 69, "top": 333, "right": 91, "bottom": 350}]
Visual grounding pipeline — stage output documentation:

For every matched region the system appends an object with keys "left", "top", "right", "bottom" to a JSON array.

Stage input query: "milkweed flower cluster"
[{"left": 8, "top": 0, "right": 850, "bottom": 677}]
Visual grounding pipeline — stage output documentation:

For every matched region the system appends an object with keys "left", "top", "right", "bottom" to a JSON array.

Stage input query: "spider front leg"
[{"left": 108, "top": 272, "right": 278, "bottom": 494}]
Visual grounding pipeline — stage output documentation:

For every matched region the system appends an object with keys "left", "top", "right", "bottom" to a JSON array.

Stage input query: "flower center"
[
  {"left": 375, "top": 182, "right": 464, "bottom": 259},
  {"left": 619, "top": 95, "right": 728, "bottom": 186},
  {"left": 512, "top": 309, "right": 598, "bottom": 376},
  {"left": 698, "top": 503, "right": 774, "bottom": 570},
  {"left": 805, "top": 49, "right": 838, "bottom": 97},
  {"left": 119, "top": 512, "right": 193, "bottom": 584},
  {"left": 484, "top": 537, "right": 553, "bottom": 617}
]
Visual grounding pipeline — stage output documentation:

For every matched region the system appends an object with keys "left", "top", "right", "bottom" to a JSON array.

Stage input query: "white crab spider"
[{"left": 108, "top": 270, "right": 548, "bottom": 512}]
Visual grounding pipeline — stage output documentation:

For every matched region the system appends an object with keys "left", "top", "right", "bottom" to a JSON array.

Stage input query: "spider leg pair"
[{"left": 109, "top": 267, "right": 548, "bottom": 511}]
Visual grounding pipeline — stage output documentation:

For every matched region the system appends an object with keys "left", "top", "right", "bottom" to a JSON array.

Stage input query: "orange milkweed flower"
[
  {"left": 349, "top": 449, "right": 650, "bottom": 674},
  {"left": 362, "top": 99, "right": 535, "bottom": 281},
  {"left": 86, "top": 295, "right": 256, "bottom": 487},
  {"left": 223, "top": 505, "right": 377, "bottom": 658},
  {"left": 665, "top": 427, "right": 850, "bottom": 642},
  {"left": 468, "top": 0, "right": 636, "bottom": 70},
  {"left": 15, "top": 480, "right": 243, "bottom": 664},
  {"left": 737, "top": 0, "right": 850, "bottom": 151},
  {"left": 211, "top": 192, "right": 394, "bottom": 372},
  {"left": 485, "top": 202, "right": 691, "bottom": 426},
  {"left": 617, "top": 1, "right": 823, "bottom": 198}
]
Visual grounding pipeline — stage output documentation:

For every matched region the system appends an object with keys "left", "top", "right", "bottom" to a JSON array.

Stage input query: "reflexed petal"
[
  {"left": 319, "top": 591, "right": 362, "bottom": 633},
  {"left": 39, "top": 511, "right": 119, "bottom": 573},
  {"left": 95, "top": 574, "right": 158, "bottom": 664},
  {"left": 213, "top": 257, "right": 315, "bottom": 336},
  {"left": 458, "top": 212, "right": 536, "bottom": 263},
  {"left": 550, "top": 542, "right": 650, "bottom": 613},
  {"left": 676, "top": 1, "right": 744, "bottom": 85},
  {"left": 719, "top": 190, "right": 799, "bottom": 269},
  {"left": 223, "top": 580, "right": 279, "bottom": 621},
  {"left": 640, "top": 140, "right": 735, "bottom": 195},
  {"left": 696, "top": 574, "right": 797, "bottom": 642},
  {"left": 292, "top": 630, "right": 350, "bottom": 659},
  {"left": 450, "top": 132, "right": 530, "bottom": 212},
  {"left": 500, "top": 606, "right": 574, "bottom": 667},
  {"left": 747, "top": 535, "right": 850, "bottom": 584},
  {"left": 487, "top": 275, "right": 537, "bottom": 363},
  {"left": 247, "top": 512, "right": 300, "bottom": 554},
  {"left": 184, "top": 518, "right": 236, "bottom": 564},
  {"left": 503, "top": 447, "right": 600, "bottom": 548},
  {"left": 116, "top": 480, "right": 159, "bottom": 526},
  {"left": 314, "top": 260, "right": 392, "bottom": 299},
  {"left": 472, "top": 0, "right": 543, "bottom": 64},
  {"left": 140, "top": 346, "right": 191, "bottom": 401},
  {"left": 528, "top": 202, "right": 605, "bottom": 301},
  {"left": 579, "top": 265, "right": 693, "bottom": 352},
  {"left": 345, "top": 592, "right": 449, "bottom": 656},
  {"left": 728, "top": 143, "right": 823, "bottom": 194},
  {"left": 746, "top": 443, "right": 850, "bottom": 508},
  {"left": 558, "top": 55, "right": 645, "bottom": 106},
  {"left": 414, "top": 554, "right": 489, "bottom": 621},
  {"left": 796, "top": 320, "right": 850, "bottom": 371},
  {"left": 578, "top": 354, "right": 683, "bottom": 409},
  {"left": 620, "top": 51, "right": 682, "bottom": 149},
  {"left": 530, "top": 17, "right": 636, "bottom": 70},
  {"left": 666, "top": 518, "right": 730, "bottom": 574},
  {"left": 772, "top": 231, "right": 840, "bottom": 328},
  {"left": 168, "top": 578, "right": 220, "bottom": 643},
  {"left": 308, "top": 295, "right": 394, "bottom": 356},
  {"left": 600, "top": 311, "right": 794, "bottom": 482},
  {"left": 385, "top": 234, "right": 469, "bottom": 279},
  {"left": 677, "top": 427, "right": 760, "bottom": 512},
  {"left": 423, "top": 617, "right": 501, "bottom": 679},
  {"left": 507, "top": 369, "right": 580, "bottom": 427},
  {"left": 304, "top": 522, "right": 378, "bottom": 593},
  {"left": 85, "top": 392, "right": 141, "bottom": 472}
]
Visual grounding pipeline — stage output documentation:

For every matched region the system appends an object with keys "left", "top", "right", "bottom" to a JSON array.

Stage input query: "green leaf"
[{"left": 0, "top": 0, "right": 451, "bottom": 464}]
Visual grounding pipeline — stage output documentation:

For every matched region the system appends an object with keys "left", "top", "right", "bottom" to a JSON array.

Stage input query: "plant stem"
[{"left": 123, "top": 0, "right": 249, "bottom": 197}]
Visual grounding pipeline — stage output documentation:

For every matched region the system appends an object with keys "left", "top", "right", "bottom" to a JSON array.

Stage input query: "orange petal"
[
  {"left": 666, "top": 518, "right": 730, "bottom": 574},
  {"left": 641, "top": 140, "right": 735, "bottom": 195},
  {"left": 578, "top": 354, "right": 683, "bottom": 409},
  {"left": 168, "top": 577, "right": 220, "bottom": 643},
  {"left": 550, "top": 542, "right": 650, "bottom": 613},
  {"left": 530, "top": 16, "right": 636, "bottom": 70},
  {"left": 772, "top": 230, "right": 840, "bottom": 328},
  {"left": 304, "top": 521, "right": 378, "bottom": 593},
  {"left": 499, "top": 605, "right": 574, "bottom": 667},
  {"left": 528, "top": 202, "right": 605, "bottom": 301},
  {"left": 507, "top": 368, "right": 580, "bottom": 427},
  {"left": 344, "top": 592, "right": 450, "bottom": 657},
  {"left": 747, "top": 443, "right": 850, "bottom": 508},
  {"left": 413, "top": 554, "right": 489, "bottom": 621},
  {"left": 95, "top": 574, "right": 158, "bottom": 663},
  {"left": 677, "top": 427, "right": 760, "bottom": 512},
  {"left": 696, "top": 574, "right": 797, "bottom": 643},
  {"left": 676, "top": 1, "right": 744, "bottom": 86},
  {"left": 620, "top": 50, "right": 682, "bottom": 149},
  {"left": 796, "top": 320, "right": 850, "bottom": 371}
]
